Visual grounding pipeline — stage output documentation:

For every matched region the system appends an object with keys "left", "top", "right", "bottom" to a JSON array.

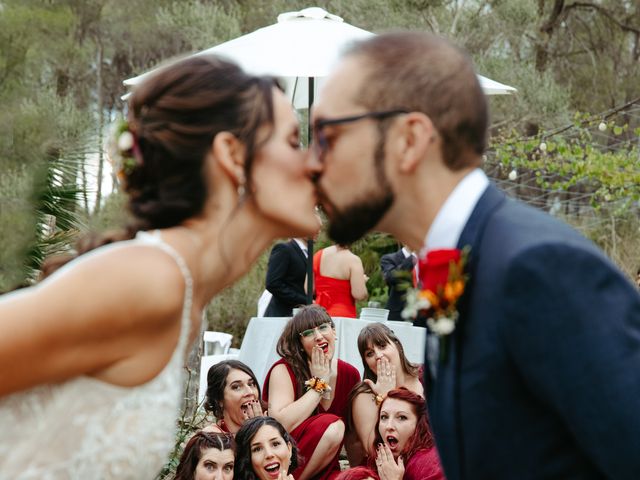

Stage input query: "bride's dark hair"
[{"left": 41, "top": 55, "right": 279, "bottom": 278}]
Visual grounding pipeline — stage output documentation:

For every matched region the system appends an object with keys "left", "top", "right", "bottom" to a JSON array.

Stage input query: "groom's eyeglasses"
[{"left": 312, "top": 109, "right": 408, "bottom": 160}]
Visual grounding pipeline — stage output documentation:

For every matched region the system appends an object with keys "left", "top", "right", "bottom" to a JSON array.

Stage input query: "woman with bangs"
[
  {"left": 263, "top": 305, "right": 360, "bottom": 479},
  {"left": 372, "top": 388, "right": 444, "bottom": 480},
  {"left": 346, "top": 323, "right": 423, "bottom": 465}
]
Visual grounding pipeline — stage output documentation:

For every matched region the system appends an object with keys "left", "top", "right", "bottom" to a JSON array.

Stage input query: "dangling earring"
[{"left": 237, "top": 183, "right": 246, "bottom": 198}]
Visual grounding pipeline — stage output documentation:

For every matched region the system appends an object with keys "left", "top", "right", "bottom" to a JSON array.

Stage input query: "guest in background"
[
  {"left": 313, "top": 244, "right": 368, "bottom": 317},
  {"left": 380, "top": 246, "right": 416, "bottom": 320},
  {"left": 372, "top": 389, "right": 444, "bottom": 480},
  {"left": 264, "top": 238, "right": 309, "bottom": 317},
  {"left": 346, "top": 323, "right": 423, "bottom": 466},
  {"left": 174, "top": 430, "right": 235, "bottom": 480},
  {"left": 205, "top": 360, "right": 265, "bottom": 435},
  {"left": 234, "top": 416, "right": 297, "bottom": 480},
  {"left": 263, "top": 305, "right": 360, "bottom": 479}
]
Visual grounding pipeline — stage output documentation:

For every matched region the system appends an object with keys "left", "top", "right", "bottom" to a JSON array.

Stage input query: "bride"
[{"left": 0, "top": 54, "right": 320, "bottom": 479}]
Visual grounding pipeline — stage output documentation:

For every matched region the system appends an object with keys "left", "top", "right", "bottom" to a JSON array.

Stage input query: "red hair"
[
  {"left": 336, "top": 466, "right": 380, "bottom": 480},
  {"left": 372, "top": 388, "right": 434, "bottom": 463}
]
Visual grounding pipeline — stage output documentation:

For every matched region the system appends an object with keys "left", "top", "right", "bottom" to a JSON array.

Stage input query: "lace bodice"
[{"left": 0, "top": 231, "right": 194, "bottom": 479}]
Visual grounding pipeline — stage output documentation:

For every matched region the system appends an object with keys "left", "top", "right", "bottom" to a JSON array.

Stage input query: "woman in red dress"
[
  {"left": 313, "top": 245, "right": 368, "bottom": 318},
  {"left": 346, "top": 323, "right": 424, "bottom": 465},
  {"left": 263, "top": 305, "right": 360, "bottom": 479},
  {"left": 371, "top": 389, "right": 444, "bottom": 480},
  {"left": 204, "top": 360, "right": 265, "bottom": 435}
]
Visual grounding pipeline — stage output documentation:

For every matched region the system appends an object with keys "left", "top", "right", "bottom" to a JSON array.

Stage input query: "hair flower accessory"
[
  {"left": 402, "top": 246, "right": 469, "bottom": 364},
  {"left": 107, "top": 117, "right": 142, "bottom": 182}
]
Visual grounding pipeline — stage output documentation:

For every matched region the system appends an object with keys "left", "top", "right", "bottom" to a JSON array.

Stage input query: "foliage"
[
  {"left": 0, "top": 165, "right": 35, "bottom": 291},
  {"left": 489, "top": 106, "right": 640, "bottom": 210}
]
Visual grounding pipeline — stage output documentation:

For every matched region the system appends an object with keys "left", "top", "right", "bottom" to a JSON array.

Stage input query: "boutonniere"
[{"left": 402, "top": 246, "right": 470, "bottom": 363}]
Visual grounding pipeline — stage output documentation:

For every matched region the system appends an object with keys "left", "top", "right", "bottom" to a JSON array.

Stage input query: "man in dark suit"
[
  {"left": 264, "top": 238, "right": 309, "bottom": 317},
  {"left": 308, "top": 32, "right": 640, "bottom": 479},
  {"left": 380, "top": 246, "right": 415, "bottom": 320}
]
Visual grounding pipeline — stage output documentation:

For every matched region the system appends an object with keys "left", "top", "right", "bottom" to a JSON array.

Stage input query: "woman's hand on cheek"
[
  {"left": 376, "top": 443, "right": 405, "bottom": 480},
  {"left": 365, "top": 357, "right": 396, "bottom": 397},
  {"left": 309, "top": 345, "right": 330, "bottom": 380}
]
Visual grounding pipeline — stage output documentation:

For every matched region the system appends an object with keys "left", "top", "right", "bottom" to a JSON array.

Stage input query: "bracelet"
[
  {"left": 373, "top": 393, "right": 385, "bottom": 406},
  {"left": 305, "top": 376, "right": 332, "bottom": 399}
]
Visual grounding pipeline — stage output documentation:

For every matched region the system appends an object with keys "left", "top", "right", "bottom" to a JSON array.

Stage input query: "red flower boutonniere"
[{"left": 402, "top": 246, "right": 470, "bottom": 337}]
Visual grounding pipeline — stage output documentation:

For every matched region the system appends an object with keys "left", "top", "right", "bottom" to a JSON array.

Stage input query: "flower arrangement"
[
  {"left": 107, "top": 117, "right": 142, "bottom": 182},
  {"left": 402, "top": 246, "right": 470, "bottom": 337}
]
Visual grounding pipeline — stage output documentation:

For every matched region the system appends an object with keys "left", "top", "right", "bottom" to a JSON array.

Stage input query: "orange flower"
[
  {"left": 444, "top": 280, "right": 465, "bottom": 302},
  {"left": 420, "top": 289, "right": 440, "bottom": 308}
]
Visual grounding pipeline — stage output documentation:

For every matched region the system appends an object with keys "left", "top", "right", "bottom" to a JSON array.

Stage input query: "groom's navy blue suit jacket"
[{"left": 427, "top": 184, "right": 640, "bottom": 480}]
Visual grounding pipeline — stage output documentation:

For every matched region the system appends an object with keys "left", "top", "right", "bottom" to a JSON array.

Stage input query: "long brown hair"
[
  {"left": 372, "top": 388, "right": 434, "bottom": 463},
  {"left": 358, "top": 323, "right": 419, "bottom": 383},
  {"left": 346, "top": 323, "right": 420, "bottom": 425},
  {"left": 42, "top": 55, "right": 280, "bottom": 277},
  {"left": 205, "top": 360, "right": 263, "bottom": 419},
  {"left": 276, "top": 305, "right": 335, "bottom": 397}
]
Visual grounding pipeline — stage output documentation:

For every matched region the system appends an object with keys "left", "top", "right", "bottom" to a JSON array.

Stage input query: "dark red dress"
[
  {"left": 313, "top": 249, "right": 357, "bottom": 318},
  {"left": 263, "top": 358, "right": 360, "bottom": 480},
  {"left": 403, "top": 447, "right": 446, "bottom": 480}
]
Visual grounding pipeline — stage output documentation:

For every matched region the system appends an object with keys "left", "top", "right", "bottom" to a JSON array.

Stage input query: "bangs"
[
  {"left": 357, "top": 323, "right": 392, "bottom": 357},
  {"left": 290, "top": 306, "right": 334, "bottom": 332}
]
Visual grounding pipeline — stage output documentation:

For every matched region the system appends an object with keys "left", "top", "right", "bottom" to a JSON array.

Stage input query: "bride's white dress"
[{"left": 0, "top": 231, "right": 194, "bottom": 479}]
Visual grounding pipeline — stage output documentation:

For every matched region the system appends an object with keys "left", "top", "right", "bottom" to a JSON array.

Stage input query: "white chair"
[
  {"left": 198, "top": 352, "right": 240, "bottom": 404},
  {"left": 203, "top": 331, "right": 233, "bottom": 355}
]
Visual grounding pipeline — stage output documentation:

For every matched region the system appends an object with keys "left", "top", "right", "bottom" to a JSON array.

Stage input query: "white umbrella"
[{"left": 124, "top": 7, "right": 516, "bottom": 108}]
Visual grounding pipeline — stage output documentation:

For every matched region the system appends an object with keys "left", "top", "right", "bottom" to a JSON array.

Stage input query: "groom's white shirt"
[{"left": 423, "top": 168, "right": 489, "bottom": 252}]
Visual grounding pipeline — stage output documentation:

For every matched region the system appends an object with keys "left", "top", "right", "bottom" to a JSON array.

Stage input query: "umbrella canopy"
[{"left": 124, "top": 7, "right": 516, "bottom": 107}]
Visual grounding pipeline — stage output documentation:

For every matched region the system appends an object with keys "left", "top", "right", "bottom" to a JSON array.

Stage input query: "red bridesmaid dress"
[
  {"left": 263, "top": 358, "right": 360, "bottom": 480},
  {"left": 313, "top": 249, "right": 357, "bottom": 318}
]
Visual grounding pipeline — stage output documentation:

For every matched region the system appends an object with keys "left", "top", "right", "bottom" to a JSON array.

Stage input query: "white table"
[{"left": 238, "top": 316, "right": 426, "bottom": 388}]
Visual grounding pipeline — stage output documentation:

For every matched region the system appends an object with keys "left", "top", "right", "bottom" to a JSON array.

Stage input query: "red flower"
[{"left": 418, "top": 249, "right": 462, "bottom": 293}]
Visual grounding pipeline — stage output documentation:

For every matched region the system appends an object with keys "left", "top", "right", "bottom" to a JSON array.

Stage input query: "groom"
[{"left": 308, "top": 32, "right": 640, "bottom": 479}]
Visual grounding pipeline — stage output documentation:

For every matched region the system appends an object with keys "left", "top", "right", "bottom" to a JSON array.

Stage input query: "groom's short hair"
[{"left": 343, "top": 31, "right": 488, "bottom": 171}]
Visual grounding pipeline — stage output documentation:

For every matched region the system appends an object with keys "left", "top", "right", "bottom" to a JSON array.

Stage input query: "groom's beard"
[{"left": 321, "top": 139, "right": 394, "bottom": 244}]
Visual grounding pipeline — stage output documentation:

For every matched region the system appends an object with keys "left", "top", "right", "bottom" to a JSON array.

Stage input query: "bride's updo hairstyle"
[
  {"left": 41, "top": 55, "right": 279, "bottom": 277},
  {"left": 125, "top": 55, "right": 277, "bottom": 228}
]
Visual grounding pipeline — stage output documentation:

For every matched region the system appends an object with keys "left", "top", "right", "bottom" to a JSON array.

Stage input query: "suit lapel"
[
  {"left": 428, "top": 183, "right": 506, "bottom": 480},
  {"left": 290, "top": 239, "right": 307, "bottom": 263}
]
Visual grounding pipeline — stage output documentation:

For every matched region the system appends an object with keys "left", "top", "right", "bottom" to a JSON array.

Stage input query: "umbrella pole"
[{"left": 306, "top": 77, "right": 315, "bottom": 305}]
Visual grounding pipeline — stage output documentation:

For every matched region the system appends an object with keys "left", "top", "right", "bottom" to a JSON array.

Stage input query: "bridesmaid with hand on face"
[
  {"left": 346, "top": 323, "right": 423, "bottom": 466},
  {"left": 204, "top": 360, "right": 266, "bottom": 435},
  {"left": 372, "top": 389, "right": 444, "bottom": 480},
  {"left": 263, "top": 305, "right": 360, "bottom": 479}
]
